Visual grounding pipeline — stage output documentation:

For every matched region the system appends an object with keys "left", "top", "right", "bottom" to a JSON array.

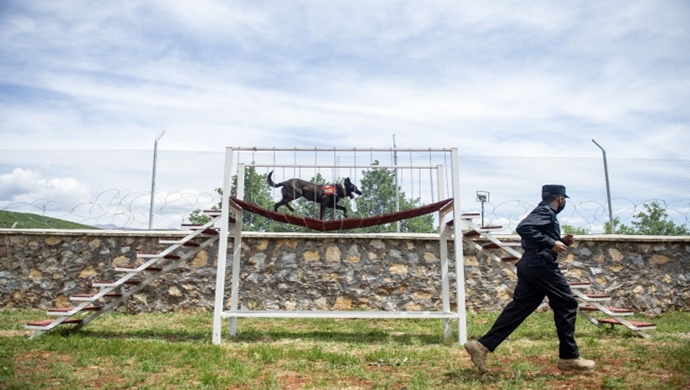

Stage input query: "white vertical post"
[
  {"left": 450, "top": 148, "right": 467, "bottom": 344},
  {"left": 437, "top": 164, "right": 451, "bottom": 339},
  {"left": 228, "top": 163, "right": 246, "bottom": 336},
  {"left": 212, "top": 147, "right": 235, "bottom": 345}
]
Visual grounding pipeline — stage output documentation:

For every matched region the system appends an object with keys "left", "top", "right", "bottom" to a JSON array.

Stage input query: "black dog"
[{"left": 267, "top": 171, "right": 362, "bottom": 220}]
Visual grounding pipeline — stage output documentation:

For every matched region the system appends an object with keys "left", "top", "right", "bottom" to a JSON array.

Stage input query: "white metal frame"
[{"left": 212, "top": 147, "right": 466, "bottom": 345}]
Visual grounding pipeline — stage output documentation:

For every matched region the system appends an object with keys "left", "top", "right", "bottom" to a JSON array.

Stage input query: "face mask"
[{"left": 556, "top": 198, "right": 566, "bottom": 214}]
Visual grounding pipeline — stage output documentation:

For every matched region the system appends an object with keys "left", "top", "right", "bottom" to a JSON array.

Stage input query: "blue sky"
[
  {"left": 1, "top": 1, "right": 689, "bottom": 230},
  {"left": 1, "top": 1, "right": 689, "bottom": 158}
]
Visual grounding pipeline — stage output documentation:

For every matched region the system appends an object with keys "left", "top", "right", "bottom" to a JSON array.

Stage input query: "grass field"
[
  {"left": 0, "top": 210, "right": 97, "bottom": 229},
  {"left": 1, "top": 309, "right": 688, "bottom": 389}
]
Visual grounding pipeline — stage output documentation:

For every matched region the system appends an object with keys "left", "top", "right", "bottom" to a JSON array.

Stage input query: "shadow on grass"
[
  {"left": 57, "top": 327, "right": 447, "bottom": 345},
  {"left": 231, "top": 328, "right": 446, "bottom": 345},
  {"left": 61, "top": 328, "right": 210, "bottom": 343},
  {"left": 444, "top": 368, "right": 568, "bottom": 386}
]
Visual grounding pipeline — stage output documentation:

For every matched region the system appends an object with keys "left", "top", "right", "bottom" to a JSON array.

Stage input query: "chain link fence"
[{"left": 1, "top": 149, "right": 688, "bottom": 233}]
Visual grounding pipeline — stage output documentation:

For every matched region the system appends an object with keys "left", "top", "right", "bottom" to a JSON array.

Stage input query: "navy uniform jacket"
[{"left": 516, "top": 203, "right": 563, "bottom": 267}]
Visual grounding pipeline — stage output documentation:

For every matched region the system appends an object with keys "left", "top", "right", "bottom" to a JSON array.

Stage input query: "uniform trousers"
[{"left": 477, "top": 256, "right": 580, "bottom": 359}]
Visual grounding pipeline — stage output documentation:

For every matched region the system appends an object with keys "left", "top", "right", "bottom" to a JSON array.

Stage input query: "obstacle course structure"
[
  {"left": 212, "top": 147, "right": 467, "bottom": 345},
  {"left": 24, "top": 146, "right": 654, "bottom": 342}
]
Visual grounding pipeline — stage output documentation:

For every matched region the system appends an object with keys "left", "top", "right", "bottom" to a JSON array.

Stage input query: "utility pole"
[
  {"left": 592, "top": 139, "right": 614, "bottom": 233},
  {"left": 148, "top": 130, "right": 166, "bottom": 230}
]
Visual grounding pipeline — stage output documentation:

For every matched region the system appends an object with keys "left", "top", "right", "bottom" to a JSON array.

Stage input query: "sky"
[
  {"left": 1, "top": 0, "right": 689, "bottom": 157},
  {"left": 1, "top": 1, "right": 689, "bottom": 230}
]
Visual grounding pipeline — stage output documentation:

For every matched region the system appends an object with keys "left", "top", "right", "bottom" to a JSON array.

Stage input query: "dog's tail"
[{"left": 267, "top": 171, "right": 283, "bottom": 188}]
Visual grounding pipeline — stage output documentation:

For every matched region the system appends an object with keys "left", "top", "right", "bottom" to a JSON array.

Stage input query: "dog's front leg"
[
  {"left": 319, "top": 203, "right": 327, "bottom": 220},
  {"left": 336, "top": 204, "right": 348, "bottom": 218}
]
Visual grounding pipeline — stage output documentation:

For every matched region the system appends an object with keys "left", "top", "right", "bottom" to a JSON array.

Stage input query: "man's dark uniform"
[{"left": 477, "top": 185, "right": 581, "bottom": 359}]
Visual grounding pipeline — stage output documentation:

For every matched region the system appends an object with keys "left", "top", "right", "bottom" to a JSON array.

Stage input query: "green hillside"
[{"left": 0, "top": 210, "right": 98, "bottom": 229}]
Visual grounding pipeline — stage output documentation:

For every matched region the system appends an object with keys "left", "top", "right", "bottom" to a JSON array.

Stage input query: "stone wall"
[{"left": 1, "top": 230, "right": 688, "bottom": 315}]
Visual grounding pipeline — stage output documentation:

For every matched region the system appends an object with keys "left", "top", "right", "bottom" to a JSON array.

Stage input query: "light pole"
[
  {"left": 148, "top": 130, "right": 166, "bottom": 230},
  {"left": 393, "top": 134, "right": 400, "bottom": 232},
  {"left": 592, "top": 139, "right": 614, "bottom": 233},
  {"left": 476, "top": 191, "right": 489, "bottom": 227}
]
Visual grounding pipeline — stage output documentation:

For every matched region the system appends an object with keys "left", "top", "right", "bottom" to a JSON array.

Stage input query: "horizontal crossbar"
[{"left": 220, "top": 310, "right": 461, "bottom": 319}]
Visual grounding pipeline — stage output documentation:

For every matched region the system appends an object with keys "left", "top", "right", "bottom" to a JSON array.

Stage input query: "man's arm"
[{"left": 516, "top": 206, "right": 557, "bottom": 249}]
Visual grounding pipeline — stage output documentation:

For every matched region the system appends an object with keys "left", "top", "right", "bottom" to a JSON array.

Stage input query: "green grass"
[
  {"left": 1, "top": 309, "right": 689, "bottom": 389},
  {"left": 0, "top": 210, "right": 97, "bottom": 229}
]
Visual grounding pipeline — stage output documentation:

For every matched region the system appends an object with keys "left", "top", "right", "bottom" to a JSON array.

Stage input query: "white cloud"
[{"left": 0, "top": 168, "right": 91, "bottom": 210}]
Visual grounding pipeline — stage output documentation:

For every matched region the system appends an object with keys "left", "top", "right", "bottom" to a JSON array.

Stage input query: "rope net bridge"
[{"left": 228, "top": 197, "right": 454, "bottom": 232}]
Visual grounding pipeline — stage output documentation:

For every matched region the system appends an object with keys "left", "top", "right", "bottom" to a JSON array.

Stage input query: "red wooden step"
[
  {"left": 446, "top": 220, "right": 455, "bottom": 226},
  {"left": 569, "top": 282, "right": 591, "bottom": 289},
  {"left": 480, "top": 225, "right": 502, "bottom": 230},
  {"left": 501, "top": 256, "right": 519, "bottom": 262},
  {"left": 482, "top": 243, "right": 501, "bottom": 250},
  {"left": 93, "top": 280, "right": 141, "bottom": 287},
  {"left": 597, "top": 318, "right": 656, "bottom": 329},
  {"left": 26, "top": 318, "right": 82, "bottom": 327},
  {"left": 47, "top": 306, "right": 101, "bottom": 313},
  {"left": 583, "top": 294, "right": 611, "bottom": 301},
  {"left": 181, "top": 224, "right": 221, "bottom": 234},
  {"left": 160, "top": 238, "right": 201, "bottom": 247},
  {"left": 116, "top": 264, "right": 163, "bottom": 272},
  {"left": 71, "top": 293, "right": 123, "bottom": 301},
  {"left": 180, "top": 224, "right": 219, "bottom": 235},
  {"left": 461, "top": 213, "right": 480, "bottom": 220},
  {"left": 201, "top": 228, "right": 219, "bottom": 235},
  {"left": 137, "top": 253, "right": 181, "bottom": 260},
  {"left": 463, "top": 230, "right": 480, "bottom": 238},
  {"left": 579, "top": 306, "right": 634, "bottom": 315}
]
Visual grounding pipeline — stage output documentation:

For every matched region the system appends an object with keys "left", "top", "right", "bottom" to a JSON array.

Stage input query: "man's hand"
[
  {"left": 562, "top": 234, "right": 574, "bottom": 245},
  {"left": 552, "top": 241, "right": 568, "bottom": 253}
]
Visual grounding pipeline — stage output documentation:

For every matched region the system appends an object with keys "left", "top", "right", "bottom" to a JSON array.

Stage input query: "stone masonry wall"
[{"left": 1, "top": 230, "right": 688, "bottom": 315}]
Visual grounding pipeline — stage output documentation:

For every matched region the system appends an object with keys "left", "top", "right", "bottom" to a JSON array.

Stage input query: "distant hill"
[{"left": 0, "top": 210, "right": 98, "bottom": 229}]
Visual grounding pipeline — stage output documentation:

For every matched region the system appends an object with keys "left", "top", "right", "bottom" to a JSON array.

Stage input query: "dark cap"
[{"left": 541, "top": 184, "right": 569, "bottom": 202}]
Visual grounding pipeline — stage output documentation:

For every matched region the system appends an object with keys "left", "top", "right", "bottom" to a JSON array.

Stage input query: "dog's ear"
[{"left": 344, "top": 177, "right": 351, "bottom": 184}]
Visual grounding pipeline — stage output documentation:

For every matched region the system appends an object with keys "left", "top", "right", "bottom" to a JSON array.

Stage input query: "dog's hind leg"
[{"left": 274, "top": 200, "right": 295, "bottom": 213}]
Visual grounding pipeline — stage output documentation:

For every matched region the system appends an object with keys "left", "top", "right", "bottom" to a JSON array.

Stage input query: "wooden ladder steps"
[
  {"left": 71, "top": 293, "right": 123, "bottom": 302},
  {"left": 579, "top": 306, "right": 634, "bottom": 316},
  {"left": 463, "top": 226, "right": 504, "bottom": 238},
  {"left": 582, "top": 294, "right": 611, "bottom": 302},
  {"left": 501, "top": 256, "right": 519, "bottom": 263},
  {"left": 114, "top": 264, "right": 163, "bottom": 272},
  {"left": 92, "top": 280, "right": 141, "bottom": 288},
  {"left": 482, "top": 242, "right": 521, "bottom": 250},
  {"left": 597, "top": 318, "right": 657, "bottom": 330},
  {"left": 460, "top": 213, "right": 480, "bottom": 220},
  {"left": 26, "top": 318, "right": 82, "bottom": 329},
  {"left": 47, "top": 306, "right": 102, "bottom": 315},
  {"left": 180, "top": 224, "right": 220, "bottom": 235},
  {"left": 159, "top": 239, "right": 202, "bottom": 247},
  {"left": 202, "top": 209, "right": 221, "bottom": 217},
  {"left": 138, "top": 253, "right": 181, "bottom": 260},
  {"left": 569, "top": 282, "right": 591, "bottom": 289}
]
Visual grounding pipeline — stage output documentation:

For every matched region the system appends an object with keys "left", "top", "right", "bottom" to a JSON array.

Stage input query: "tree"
[
  {"left": 353, "top": 162, "right": 436, "bottom": 233},
  {"left": 604, "top": 202, "right": 689, "bottom": 235},
  {"left": 562, "top": 225, "right": 588, "bottom": 235},
  {"left": 187, "top": 166, "right": 274, "bottom": 231}
]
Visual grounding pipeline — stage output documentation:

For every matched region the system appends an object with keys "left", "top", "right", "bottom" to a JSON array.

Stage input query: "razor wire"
[{"left": 0, "top": 150, "right": 688, "bottom": 233}]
